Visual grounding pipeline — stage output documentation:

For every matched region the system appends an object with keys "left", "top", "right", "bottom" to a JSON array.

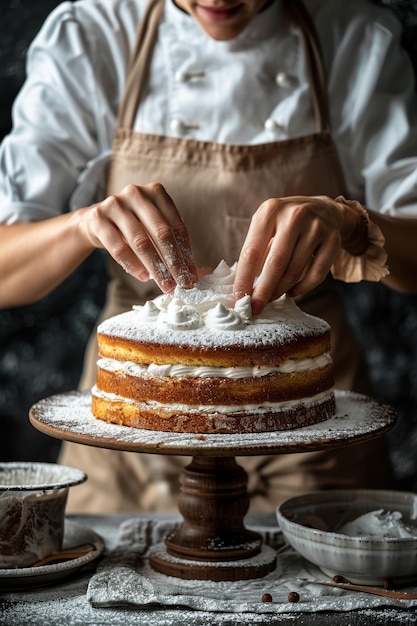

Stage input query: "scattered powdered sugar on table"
[
  {"left": 30, "top": 390, "right": 396, "bottom": 455},
  {"left": 2, "top": 517, "right": 416, "bottom": 625},
  {"left": 85, "top": 518, "right": 417, "bottom": 615}
]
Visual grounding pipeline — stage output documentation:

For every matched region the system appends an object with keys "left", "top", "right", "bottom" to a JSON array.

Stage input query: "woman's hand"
[
  {"left": 0, "top": 182, "right": 198, "bottom": 309},
  {"left": 233, "top": 195, "right": 359, "bottom": 314},
  {"left": 79, "top": 182, "right": 198, "bottom": 293}
]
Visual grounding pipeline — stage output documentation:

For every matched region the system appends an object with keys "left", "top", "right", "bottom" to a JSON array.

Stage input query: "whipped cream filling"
[
  {"left": 98, "top": 353, "right": 332, "bottom": 379},
  {"left": 339, "top": 509, "right": 417, "bottom": 539},
  {"left": 92, "top": 386, "right": 333, "bottom": 414}
]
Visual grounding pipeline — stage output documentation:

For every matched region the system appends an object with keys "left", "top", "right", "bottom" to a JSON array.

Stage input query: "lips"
[{"left": 197, "top": 2, "right": 243, "bottom": 20}]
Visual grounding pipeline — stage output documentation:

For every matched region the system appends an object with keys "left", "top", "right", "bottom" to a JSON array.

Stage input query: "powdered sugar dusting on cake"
[{"left": 98, "top": 261, "right": 329, "bottom": 348}]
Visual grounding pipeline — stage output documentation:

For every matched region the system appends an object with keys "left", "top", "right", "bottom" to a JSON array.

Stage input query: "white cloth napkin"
[{"left": 87, "top": 518, "right": 417, "bottom": 614}]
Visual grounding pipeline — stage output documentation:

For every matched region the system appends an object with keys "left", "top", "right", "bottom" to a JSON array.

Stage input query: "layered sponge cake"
[{"left": 91, "top": 262, "right": 335, "bottom": 433}]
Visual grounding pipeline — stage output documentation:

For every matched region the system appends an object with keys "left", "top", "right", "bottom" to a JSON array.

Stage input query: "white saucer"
[{"left": 0, "top": 520, "right": 104, "bottom": 590}]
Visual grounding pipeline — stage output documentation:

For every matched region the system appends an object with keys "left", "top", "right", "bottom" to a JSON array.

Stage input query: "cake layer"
[
  {"left": 97, "top": 328, "right": 331, "bottom": 368},
  {"left": 96, "top": 359, "right": 334, "bottom": 405},
  {"left": 91, "top": 389, "right": 336, "bottom": 434},
  {"left": 96, "top": 266, "right": 331, "bottom": 368}
]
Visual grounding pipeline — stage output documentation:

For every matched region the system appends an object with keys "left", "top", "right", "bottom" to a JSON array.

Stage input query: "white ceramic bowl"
[
  {"left": 276, "top": 489, "right": 417, "bottom": 585},
  {"left": 0, "top": 462, "right": 86, "bottom": 568}
]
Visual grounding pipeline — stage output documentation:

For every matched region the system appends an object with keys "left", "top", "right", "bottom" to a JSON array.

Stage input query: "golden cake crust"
[{"left": 91, "top": 393, "right": 336, "bottom": 434}]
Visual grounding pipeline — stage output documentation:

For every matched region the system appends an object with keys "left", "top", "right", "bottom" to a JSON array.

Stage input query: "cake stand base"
[
  {"left": 149, "top": 542, "right": 277, "bottom": 581},
  {"left": 148, "top": 456, "right": 276, "bottom": 580}
]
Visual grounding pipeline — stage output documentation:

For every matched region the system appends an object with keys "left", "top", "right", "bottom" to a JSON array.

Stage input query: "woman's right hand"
[
  {"left": 79, "top": 182, "right": 198, "bottom": 293},
  {"left": 0, "top": 182, "right": 198, "bottom": 309}
]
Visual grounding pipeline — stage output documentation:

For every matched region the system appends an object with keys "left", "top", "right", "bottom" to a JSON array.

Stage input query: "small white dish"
[
  {"left": 0, "top": 520, "right": 104, "bottom": 590},
  {"left": 0, "top": 462, "right": 86, "bottom": 492},
  {"left": 276, "top": 489, "right": 417, "bottom": 585}
]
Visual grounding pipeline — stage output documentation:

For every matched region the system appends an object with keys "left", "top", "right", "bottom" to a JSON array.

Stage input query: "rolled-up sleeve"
[
  {"left": 320, "top": 2, "right": 417, "bottom": 216},
  {"left": 0, "top": 1, "right": 128, "bottom": 224}
]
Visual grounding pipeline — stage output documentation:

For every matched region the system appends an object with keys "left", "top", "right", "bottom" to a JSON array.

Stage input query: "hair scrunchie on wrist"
[{"left": 331, "top": 195, "right": 389, "bottom": 282}]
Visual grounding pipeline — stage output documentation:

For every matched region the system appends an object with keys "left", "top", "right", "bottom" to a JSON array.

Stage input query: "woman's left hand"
[{"left": 233, "top": 195, "right": 353, "bottom": 314}]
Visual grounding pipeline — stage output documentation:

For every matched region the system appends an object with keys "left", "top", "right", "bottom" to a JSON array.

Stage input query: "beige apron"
[{"left": 61, "top": 0, "right": 392, "bottom": 513}]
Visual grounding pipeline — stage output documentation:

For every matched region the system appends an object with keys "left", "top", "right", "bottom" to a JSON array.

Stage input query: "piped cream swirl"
[
  {"left": 205, "top": 303, "right": 245, "bottom": 331},
  {"left": 133, "top": 300, "right": 160, "bottom": 323},
  {"left": 165, "top": 301, "right": 201, "bottom": 330}
]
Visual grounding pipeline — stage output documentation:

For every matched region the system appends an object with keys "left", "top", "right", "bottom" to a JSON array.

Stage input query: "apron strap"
[
  {"left": 116, "top": 0, "right": 164, "bottom": 129},
  {"left": 287, "top": 0, "right": 330, "bottom": 132}
]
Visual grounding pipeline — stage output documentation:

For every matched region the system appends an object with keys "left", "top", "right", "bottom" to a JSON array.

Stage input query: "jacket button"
[
  {"left": 264, "top": 118, "right": 284, "bottom": 133},
  {"left": 170, "top": 119, "right": 186, "bottom": 134},
  {"left": 175, "top": 70, "right": 190, "bottom": 83},
  {"left": 275, "top": 71, "right": 291, "bottom": 88},
  {"left": 175, "top": 70, "right": 205, "bottom": 82}
]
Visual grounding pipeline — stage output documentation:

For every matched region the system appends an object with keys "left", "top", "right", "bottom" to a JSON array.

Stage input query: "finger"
[
  {"left": 249, "top": 201, "right": 341, "bottom": 309},
  {"left": 233, "top": 200, "right": 290, "bottom": 301},
  {"left": 250, "top": 208, "right": 332, "bottom": 307},
  {"left": 251, "top": 233, "right": 315, "bottom": 310},
  {"left": 127, "top": 184, "right": 197, "bottom": 288},
  {"left": 287, "top": 232, "right": 341, "bottom": 297},
  {"left": 87, "top": 192, "right": 178, "bottom": 292},
  {"left": 92, "top": 202, "right": 176, "bottom": 292}
]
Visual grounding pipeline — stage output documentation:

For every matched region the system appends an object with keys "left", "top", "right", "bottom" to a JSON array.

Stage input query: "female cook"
[{"left": 1, "top": 0, "right": 417, "bottom": 512}]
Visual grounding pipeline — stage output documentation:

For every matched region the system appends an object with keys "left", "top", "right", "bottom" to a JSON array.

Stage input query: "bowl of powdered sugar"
[{"left": 277, "top": 489, "right": 417, "bottom": 585}]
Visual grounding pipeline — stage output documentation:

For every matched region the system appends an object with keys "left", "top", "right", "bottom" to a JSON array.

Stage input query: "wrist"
[{"left": 71, "top": 206, "right": 100, "bottom": 253}]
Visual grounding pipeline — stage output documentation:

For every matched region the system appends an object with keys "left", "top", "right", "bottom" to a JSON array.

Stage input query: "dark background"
[{"left": 0, "top": 0, "right": 417, "bottom": 490}]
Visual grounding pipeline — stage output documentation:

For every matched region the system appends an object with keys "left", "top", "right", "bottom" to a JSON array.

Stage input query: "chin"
[{"left": 197, "top": 20, "right": 248, "bottom": 40}]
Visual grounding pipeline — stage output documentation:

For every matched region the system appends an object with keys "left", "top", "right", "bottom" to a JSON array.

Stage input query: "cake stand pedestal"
[{"left": 30, "top": 390, "right": 396, "bottom": 581}]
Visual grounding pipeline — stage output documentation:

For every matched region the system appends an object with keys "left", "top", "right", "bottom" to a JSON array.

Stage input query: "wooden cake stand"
[{"left": 30, "top": 390, "right": 396, "bottom": 582}]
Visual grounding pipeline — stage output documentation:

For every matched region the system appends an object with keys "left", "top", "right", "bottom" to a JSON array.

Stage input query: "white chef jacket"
[{"left": 1, "top": 0, "right": 417, "bottom": 226}]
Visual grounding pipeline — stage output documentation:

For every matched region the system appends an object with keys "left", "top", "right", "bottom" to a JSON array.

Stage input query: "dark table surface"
[{"left": 0, "top": 513, "right": 416, "bottom": 626}]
